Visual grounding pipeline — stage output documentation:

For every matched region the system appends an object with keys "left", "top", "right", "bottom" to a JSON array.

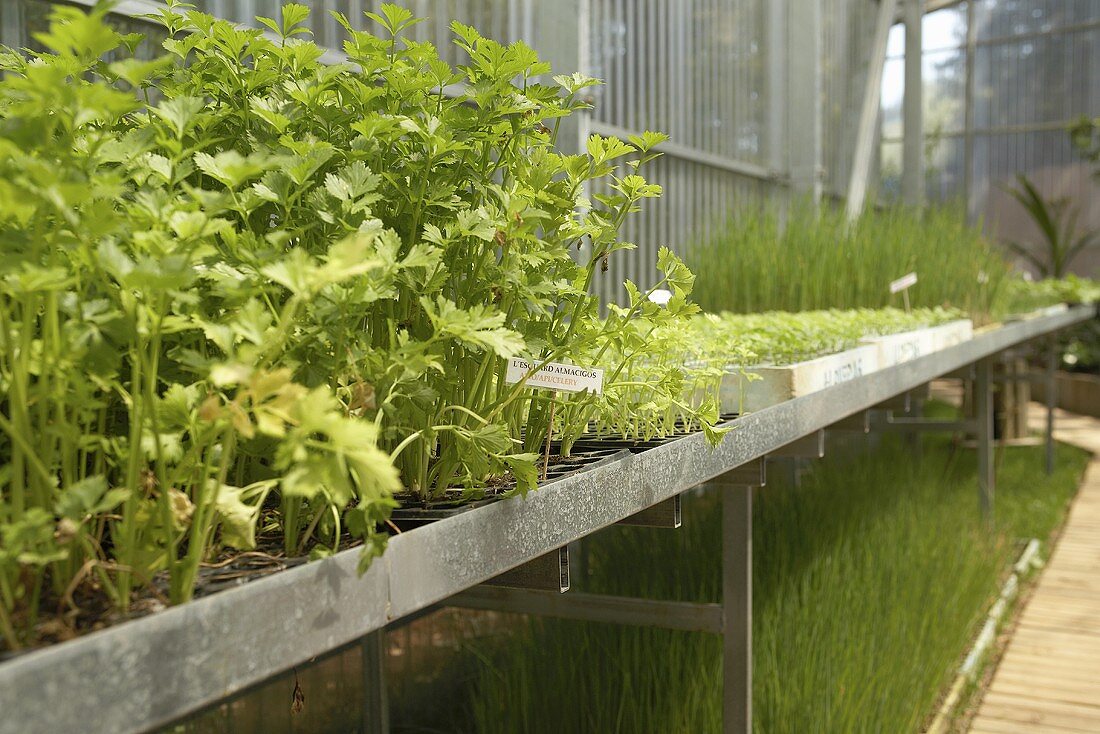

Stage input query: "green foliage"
[
  {"left": 998, "top": 276, "right": 1100, "bottom": 373},
  {"left": 1069, "top": 115, "right": 1100, "bottom": 181},
  {"left": 144, "top": 0, "right": 712, "bottom": 503},
  {"left": 1004, "top": 174, "right": 1098, "bottom": 278},
  {"left": 687, "top": 202, "right": 1007, "bottom": 320},
  {"left": 463, "top": 426, "right": 1090, "bottom": 734},
  {"left": 688, "top": 306, "right": 964, "bottom": 367},
  {"left": 0, "top": 3, "right": 716, "bottom": 647},
  {"left": 999, "top": 274, "right": 1100, "bottom": 315},
  {"left": 0, "top": 2, "right": 406, "bottom": 646}
]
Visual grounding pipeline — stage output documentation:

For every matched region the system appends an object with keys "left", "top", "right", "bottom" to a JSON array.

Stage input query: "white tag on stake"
[
  {"left": 889, "top": 271, "right": 917, "bottom": 313},
  {"left": 889, "top": 272, "right": 918, "bottom": 294},
  {"left": 505, "top": 358, "right": 604, "bottom": 394}
]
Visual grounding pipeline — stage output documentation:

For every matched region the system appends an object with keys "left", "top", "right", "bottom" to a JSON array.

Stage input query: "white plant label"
[
  {"left": 648, "top": 288, "right": 673, "bottom": 305},
  {"left": 505, "top": 358, "right": 604, "bottom": 394},
  {"left": 889, "top": 272, "right": 918, "bottom": 294}
]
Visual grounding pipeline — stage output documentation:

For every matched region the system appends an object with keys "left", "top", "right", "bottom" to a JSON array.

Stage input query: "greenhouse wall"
[{"left": 880, "top": 0, "right": 1100, "bottom": 276}]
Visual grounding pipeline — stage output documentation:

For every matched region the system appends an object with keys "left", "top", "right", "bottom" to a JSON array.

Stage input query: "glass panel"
[
  {"left": 923, "top": 48, "right": 967, "bottom": 134},
  {"left": 975, "top": 128, "right": 1100, "bottom": 274},
  {"left": 592, "top": 0, "right": 767, "bottom": 163},
  {"left": 923, "top": 134, "right": 967, "bottom": 203},
  {"left": 923, "top": 4, "right": 968, "bottom": 52},
  {"left": 974, "top": 26, "right": 1099, "bottom": 130},
  {"left": 886, "top": 21, "right": 905, "bottom": 59},
  {"left": 878, "top": 140, "right": 903, "bottom": 204},
  {"left": 881, "top": 57, "right": 905, "bottom": 141},
  {"left": 974, "top": 0, "right": 1098, "bottom": 43}
]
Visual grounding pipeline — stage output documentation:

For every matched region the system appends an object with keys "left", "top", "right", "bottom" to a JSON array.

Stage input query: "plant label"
[
  {"left": 648, "top": 289, "right": 673, "bottom": 305},
  {"left": 505, "top": 358, "right": 604, "bottom": 394},
  {"left": 889, "top": 272, "right": 918, "bottom": 294}
]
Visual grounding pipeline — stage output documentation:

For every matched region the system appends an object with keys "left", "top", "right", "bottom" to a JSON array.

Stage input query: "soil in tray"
[
  {"left": 569, "top": 413, "right": 739, "bottom": 454},
  {"left": 187, "top": 449, "right": 628, "bottom": 587},
  {"left": 0, "top": 449, "right": 630, "bottom": 655},
  {"left": 389, "top": 447, "right": 629, "bottom": 530}
]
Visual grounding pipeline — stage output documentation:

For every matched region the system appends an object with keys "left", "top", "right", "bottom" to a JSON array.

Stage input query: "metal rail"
[
  {"left": 587, "top": 121, "right": 783, "bottom": 183},
  {"left": 0, "top": 304, "right": 1092, "bottom": 734}
]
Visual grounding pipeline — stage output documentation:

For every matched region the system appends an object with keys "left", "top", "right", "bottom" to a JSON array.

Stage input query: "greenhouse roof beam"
[{"left": 847, "top": 0, "right": 899, "bottom": 220}]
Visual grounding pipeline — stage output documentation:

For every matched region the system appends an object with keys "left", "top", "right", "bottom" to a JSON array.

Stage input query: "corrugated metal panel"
[
  {"left": 192, "top": 0, "right": 528, "bottom": 64},
  {"left": 588, "top": 0, "right": 777, "bottom": 301}
]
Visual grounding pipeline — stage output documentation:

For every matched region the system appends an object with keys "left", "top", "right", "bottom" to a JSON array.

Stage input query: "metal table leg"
[
  {"left": 722, "top": 484, "right": 752, "bottom": 734},
  {"left": 362, "top": 630, "right": 389, "bottom": 734},
  {"left": 976, "top": 358, "right": 994, "bottom": 525},
  {"left": 1046, "top": 337, "right": 1057, "bottom": 476}
]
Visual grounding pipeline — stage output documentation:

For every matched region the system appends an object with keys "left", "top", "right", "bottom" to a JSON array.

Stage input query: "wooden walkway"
[{"left": 969, "top": 406, "right": 1100, "bottom": 734}]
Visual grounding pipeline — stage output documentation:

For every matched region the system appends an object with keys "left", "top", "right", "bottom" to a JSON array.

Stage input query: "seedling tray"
[
  {"left": 720, "top": 345, "right": 881, "bottom": 413},
  {"left": 860, "top": 319, "right": 974, "bottom": 367},
  {"left": 569, "top": 413, "right": 740, "bottom": 454},
  {"left": 390, "top": 448, "right": 630, "bottom": 529}
]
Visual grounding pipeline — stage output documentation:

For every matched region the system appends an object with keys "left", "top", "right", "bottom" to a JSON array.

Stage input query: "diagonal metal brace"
[
  {"left": 878, "top": 416, "right": 977, "bottom": 432},
  {"left": 447, "top": 586, "right": 723, "bottom": 634}
]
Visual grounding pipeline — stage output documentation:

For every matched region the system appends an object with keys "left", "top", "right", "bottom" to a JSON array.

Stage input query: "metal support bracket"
[
  {"left": 770, "top": 430, "right": 825, "bottom": 459},
  {"left": 873, "top": 392, "right": 912, "bottom": 413},
  {"left": 723, "top": 459, "right": 766, "bottom": 487},
  {"left": 945, "top": 364, "right": 976, "bottom": 381},
  {"left": 828, "top": 412, "right": 871, "bottom": 433},
  {"left": 484, "top": 547, "right": 570, "bottom": 593},
  {"left": 618, "top": 494, "right": 682, "bottom": 529}
]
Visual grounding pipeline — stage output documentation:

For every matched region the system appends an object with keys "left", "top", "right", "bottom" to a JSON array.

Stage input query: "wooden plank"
[
  {"left": 997, "top": 648, "right": 1100, "bottom": 671},
  {"left": 1007, "top": 628, "right": 1100, "bottom": 652},
  {"left": 1017, "top": 586, "right": 1100, "bottom": 605},
  {"left": 971, "top": 421, "right": 1100, "bottom": 733},
  {"left": 1021, "top": 609, "right": 1100, "bottom": 623},
  {"left": 981, "top": 691, "right": 1100, "bottom": 725},
  {"left": 1019, "top": 608, "right": 1100, "bottom": 625},
  {"left": 971, "top": 715, "right": 1099, "bottom": 734},
  {"left": 1000, "top": 645, "right": 1100, "bottom": 664},
  {"left": 986, "top": 680, "right": 1100, "bottom": 710},
  {"left": 1029, "top": 574, "right": 1100, "bottom": 594},
  {"left": 993, "top": 669, "right": 1100, "bottom": 695}
]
